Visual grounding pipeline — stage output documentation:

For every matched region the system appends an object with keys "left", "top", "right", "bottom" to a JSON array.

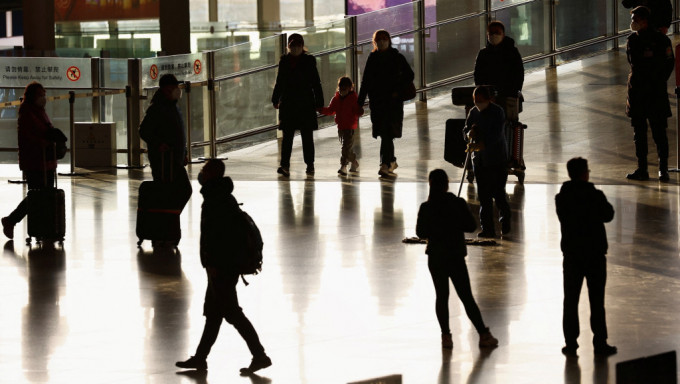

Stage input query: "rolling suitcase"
[
  {"left": 444, "top": 119, "right": 467, "bottom": 168},
  {"left": 26, "top": 143, "right": 66, "bottom": 245},
  {"left": 136, "top": 152, "right": 182, "bottom": 248},
  {"left": 26, "top": 183, "right": 66, "bottom": 245},
  {"left": 507, "top": 121, "right": 527, "bottom": 183}
]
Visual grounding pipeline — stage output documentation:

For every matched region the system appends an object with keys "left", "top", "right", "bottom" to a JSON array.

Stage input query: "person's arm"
[
  {"left": 357, "top": 55, "right": 373, "bottom": 106},
  {"left": 596, "top": 190, "right": 615, "bottom": 223},
  {"left": 662, "top": 35, "right": 675, "bottom": 81},
  {"left": 308, "top": 56, "right": 325, "bottom": 108},
  {"left": 415, "top": 203, "right": 430, "bottom": 239},
  {"left": 473, "top": 50, "right": 484, "bottom": 85},
  {"left": 399, "top": 53, "right": 415, "bottom": 83},
  {"left": 271, "top": 56, "right": 285, "bottom": 108},
  {"left": 511, "top": 46, "right": 525, "bottom": 93},
  {"left": 457, "top": 198, "right": 477, "bottom": 233},
  {"left": 320, "top": 95, "right": 338, "bottom": 116},
  {"left": 139, "top": 104, "right": 157, "bottom": 145}
]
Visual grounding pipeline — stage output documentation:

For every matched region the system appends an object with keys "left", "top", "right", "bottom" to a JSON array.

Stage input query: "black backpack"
[{"left": 236, "top": 208, "right": 263, "bottom": 285}]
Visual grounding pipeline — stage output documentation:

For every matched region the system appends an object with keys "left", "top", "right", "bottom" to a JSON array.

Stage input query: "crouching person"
[{"left": 176, "top": 159, "right": 272, "bottom": 374}]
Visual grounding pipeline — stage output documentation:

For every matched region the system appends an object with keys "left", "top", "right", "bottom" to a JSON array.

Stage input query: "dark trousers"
[
  {"left": 280, "top": 128, "right": 314, "bottom": 168},
  {"left": 195, "top": 273, "right": 266, "bottom": 359},
  {"left": 7, "top": 171, "right": 55, "bottom": 225},
  {"left": 562, "top": 254, "right": 608, "bottom": 348},
  {"left": 428, "top": 255, "right": 487, "bottom": 335},
  {"left": 150, "top": 163, "right": 192, "bottom": 212},
  {"left": 474, "top": 164, "right": 511, "bottom": 233},
  {"left": 632, "top": 117, "right": 669, "bottom": 171},
  {"left": 379, "top": 135, "right": 395, "bottom": 165}
]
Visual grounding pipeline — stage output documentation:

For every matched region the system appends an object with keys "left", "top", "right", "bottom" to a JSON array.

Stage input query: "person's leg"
[
  {"left": 194, "top": 315, "right": 223, "bottom": 359},
  {"left": 563, "top": 256, "right": 585, "bottom": 350},
  {"left": 379, "top": 135, "right": 394, "bottom": 166},
  {"left": 300, "top": 128, "right": 315, "bottom": 169},
  {"left": 649, "top": 117, "right": 669, "bottom": 174},
  {"left": 427, "top": 257, "right": 451, "bottom": 335},
  {"left": 5, "top": 171, "right": 45, "bottom": 227},
  {"left": 631, "top": 117, "right": 649, "bottom": 172},
  {"left": 586, "top": 255, "right": 609, "bottom": 348},
  {"left": 280, "top": 128, "right": 294, "bottom": 169},
  {"left": 474, "top": 167, "right": 494, "bottom": 235},
  {"left": 449, "top": 258, "right": 487, "bottom": 334},
  {"left": 222, "top": 274, "right": 267, "bottom": 358},
  {"left": 491, "top": 166, "right": 511, "bottom": 222}
]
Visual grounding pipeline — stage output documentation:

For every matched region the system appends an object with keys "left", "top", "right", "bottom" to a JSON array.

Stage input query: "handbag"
[
  {"left": 401, "top": 81, "right": 416, "bottom": 101},
  {"left": 45, "top": 127, "right": 68, "bottom": 160}
]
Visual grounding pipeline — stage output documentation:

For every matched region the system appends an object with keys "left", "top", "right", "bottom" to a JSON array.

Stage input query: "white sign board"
[
  {"left": 0, "top": 58, "right": 92, "bottom": 88},
  {"left": 142, "top": 52, "right": 208, "bottom": 88}
]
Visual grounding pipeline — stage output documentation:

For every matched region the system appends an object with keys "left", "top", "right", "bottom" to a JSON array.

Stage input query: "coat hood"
[{"left": 200, "top": 176, "right": 234, "bottom": 197}]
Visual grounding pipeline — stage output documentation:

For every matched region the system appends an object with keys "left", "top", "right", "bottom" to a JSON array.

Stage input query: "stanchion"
[
  {"left": 117, "top": 85, "right": 146, "bottom": 170},
  {"left": 184, "top": 81, "right": 205, "bottom": 165},
  {"left": 58, "top": 91, "right": 88, "bottom": 177}
]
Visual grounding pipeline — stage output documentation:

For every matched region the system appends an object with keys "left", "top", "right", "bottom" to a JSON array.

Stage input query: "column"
[
  {"left": 22, "top": 0, "right": 55, "bottom": 56},
  {"left": 160, "top": 0, "right": 191, "bottom": 55}
]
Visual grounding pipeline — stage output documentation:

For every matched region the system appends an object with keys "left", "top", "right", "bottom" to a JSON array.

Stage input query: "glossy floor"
[{"left": 1, "top": 47, "right": 680, "bottom": 384}]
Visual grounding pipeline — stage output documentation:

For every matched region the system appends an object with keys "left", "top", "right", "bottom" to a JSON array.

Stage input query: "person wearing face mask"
[
  {"left": 139, "top": 74, "right": 193, "bottom": 214},
  {"left": 463, "top": 86, "right": 511, "bottom": 238},
  {"left": 625, "top": 6, "right": 675, "bottom": 181},
  {"left": 2, "top": 82, "right": 59, "bottom": 239},
  {"left": 357, "top": 29, "right": 415, "bottom": 177},
  {"left": 271, "top": 33, "right": 325, "bottom": 177}
]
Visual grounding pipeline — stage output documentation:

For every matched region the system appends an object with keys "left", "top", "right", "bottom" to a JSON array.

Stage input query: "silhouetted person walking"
[
  {"left": 416, "top": 169, "right": 499, "bottom": 349},
  {"left": 271, "top": 33, "right": 324, "bottom": 177},
  {"left": 556, "top": 157, "right": 617, "bottom": 357},
  {"left": 176, "top": 159, "right": 271, "bottom": 374},
  {"left": 357, "top": 29, "right": 414, "bottom": 177},
  {"left": 2, "top": 82, "right": 57, "bottom": 240}
]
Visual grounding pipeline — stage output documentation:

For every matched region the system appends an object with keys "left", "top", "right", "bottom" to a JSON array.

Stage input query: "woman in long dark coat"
[
  {"left": 271, "top": 33, "right": 324, "bottom": 177},
  {"left": 357, "top": 29, "right": 414, "bottom": 177}
]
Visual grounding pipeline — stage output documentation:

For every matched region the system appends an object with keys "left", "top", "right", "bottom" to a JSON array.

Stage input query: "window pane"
[{"left": 425, "top": 16, "right": 483, "bottom": 85}]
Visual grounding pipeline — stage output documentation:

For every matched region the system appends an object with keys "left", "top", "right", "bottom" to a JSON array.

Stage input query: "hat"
[{"left": 159, "top": 73, "right": 181, "bottom": 88}]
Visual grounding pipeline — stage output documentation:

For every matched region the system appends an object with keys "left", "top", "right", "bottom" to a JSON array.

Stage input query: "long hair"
[
  {"left": 371, "top": 29, "right": 392, "bottom": 52},
  {"left": 428, "top": 169, "right": 449, "bottom": 200},
  {"left": 287, "top": 33, "right": 309, "bottom": 54},
  {"left": 22, "top": 82, "right": 44, "bottom": 106}
]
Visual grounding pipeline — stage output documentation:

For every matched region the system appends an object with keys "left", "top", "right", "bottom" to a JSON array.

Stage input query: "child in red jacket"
[{"left": 321, "top": 76, "right": 364, "bottom": 175}]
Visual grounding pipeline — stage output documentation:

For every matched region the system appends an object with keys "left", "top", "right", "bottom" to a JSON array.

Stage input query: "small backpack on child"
[{"left": 237, "top": 208, "right": 263, "bottom": 285}]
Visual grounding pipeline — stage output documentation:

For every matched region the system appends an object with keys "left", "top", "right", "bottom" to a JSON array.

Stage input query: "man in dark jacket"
[
  {"left": 474, "top": 20, "right": 524, "bottom": 122},
  {"left": 139, "top": 74, "right": 192, "bottom": 209},
  {"left": 176, "top": 159, "right": 272, "bottom": 374},
  {"left": 464, "top": 86, "right": 511, "bottom": 238},
  {"left": 625, "top": 6, "right": 675, "bottom": 181},
  {"left": 622, "top": 0, "right": 673, "bottom": 33},
  {"left": 555, "top": 157, "right": 617, "bottom": 357}
]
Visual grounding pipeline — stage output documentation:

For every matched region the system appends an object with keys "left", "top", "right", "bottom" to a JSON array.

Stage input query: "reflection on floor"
[{"left": 1, "top": 47, "right": 680, "bottom": 384}]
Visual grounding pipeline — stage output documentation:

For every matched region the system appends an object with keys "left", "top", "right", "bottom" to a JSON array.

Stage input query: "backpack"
[{"left": 237, "top": 208, "right": 263, "bottom": 285}]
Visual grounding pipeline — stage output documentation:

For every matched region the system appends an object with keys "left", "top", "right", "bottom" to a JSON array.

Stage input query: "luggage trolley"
[{"left": 444, "top": 86, "right": 527, "bottom": 184}]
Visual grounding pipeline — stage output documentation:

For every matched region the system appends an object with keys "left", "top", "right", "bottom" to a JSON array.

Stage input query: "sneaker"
[
  {"left": 626, "top": 169, "right": 649, "bottom": 181},
  {"left": 239, "top": 354, "right": 272, "bottom": 374},
  {"left": 594, "top": 344, "right": 617, "bottom": 356},
  {"left": 501, "top": 220, "right": 511, "bottom": 235},
  {"left": 306, "top": 166, "right": 315, "bottom": 175},
  {"left": 277, "top": 167, "right": 290, "bottom": 177},
  {"left": 441, "top": 333, "right": 453, "bottom": 349},
  {"left": 338, "top": 165, "right": 348, "bottom": 176},
  {"left": 349, "top": 160, "right": 359, "bottom": 173},
  {"left": 175, "top": 356, "right": 207, "bottom": 370},
  {"left": 478, "top": 328, "right": 498, "bottom": 348},
  {"left": 659, "top": 170, "right": 670, "bottom": 182},
  {"left": 477, "top": 230, "right": 496, "bottom": 239},
  {"left": 561, "top": 345, "right": 578, "bottom": 357},
  {"left": 388, "top": 160, "right": 398, "bottom": 172},
  {"left": 1, "top": 217, "right": 14, "bottom": 239}
]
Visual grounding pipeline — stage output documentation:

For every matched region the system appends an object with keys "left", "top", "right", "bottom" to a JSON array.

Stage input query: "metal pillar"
[
  {"left": 416, "top": 0, "right": 427, "bottom": 102},
  {"left": 122, "top": 58, "right": 144, "bottom": 169},
  {"left": 91, "top": 57, "right": 101, "bottom": 123},
  {"left": 550, "top": 0, "right": 558, "bottom": 67}
]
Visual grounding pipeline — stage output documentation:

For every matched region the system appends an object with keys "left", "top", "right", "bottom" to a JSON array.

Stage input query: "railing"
[{"left": 0, "top": 0, "right": 677, "bottom": 168}]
